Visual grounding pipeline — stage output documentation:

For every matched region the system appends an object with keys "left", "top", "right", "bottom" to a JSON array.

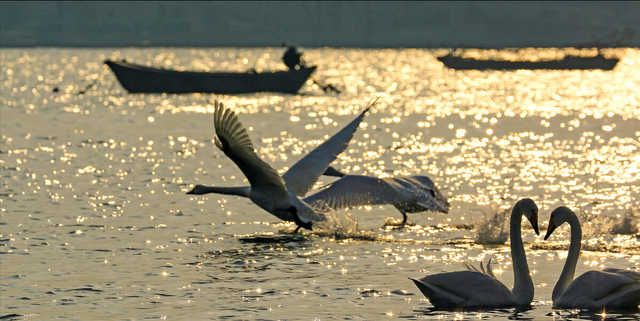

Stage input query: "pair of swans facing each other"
[
  {"left": 187, "top": 100, "right": 450, "bottom": 230},
  {"left": 411, "top": 201, "right": 640, "bottom": 310}
]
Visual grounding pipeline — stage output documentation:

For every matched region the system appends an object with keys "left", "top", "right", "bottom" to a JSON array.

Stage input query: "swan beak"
[
  {"left": 530, "top": 213, "right": 540, "bottom": 236},
  {"left": 544, "top": 220, "right": 557, "bottom": 240},
  {"left": 186, "top": 188, "right": 195, "bottom": 194}
]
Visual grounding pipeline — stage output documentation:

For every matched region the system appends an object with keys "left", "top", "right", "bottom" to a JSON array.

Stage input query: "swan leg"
[
  {"left": 293, "top": 226, "right": 302, "bottom": 234},
  {"left": 400, "top": 210, "right": 408, "bottom": 225},
  {"left": 382, "top": 208, "right": 410, "bottom": 229}
]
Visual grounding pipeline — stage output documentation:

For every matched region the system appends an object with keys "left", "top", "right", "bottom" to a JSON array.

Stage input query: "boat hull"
[
  {"left": 105, "top": 60, "right": 316, "bottom": 94},
  {"left": 438, "top": 54, "right": 619, "bottom": 71}
]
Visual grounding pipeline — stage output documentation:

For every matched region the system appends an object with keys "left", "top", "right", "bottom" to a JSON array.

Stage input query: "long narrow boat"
[
  {"left": 437, "top": 53, "right": 619, "bottom": 71},
  {"left": 104, "top": 60, "right": 316, "bottom": 94}
]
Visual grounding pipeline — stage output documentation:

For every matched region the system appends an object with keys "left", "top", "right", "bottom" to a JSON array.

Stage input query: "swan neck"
[
  {"left": 510, "top": 203, "right": 534, "bottom": 305},
  {"left": 552, "top": 215, "right": 582, "bottom": 301},
  {"left": 197, "top": 186, "right": 250, "bottom": 197}
]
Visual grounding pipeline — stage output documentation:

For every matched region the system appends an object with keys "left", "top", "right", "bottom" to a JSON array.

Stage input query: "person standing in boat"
[{"left": 282, "top": 43, "right": 305, "bottom": 70}]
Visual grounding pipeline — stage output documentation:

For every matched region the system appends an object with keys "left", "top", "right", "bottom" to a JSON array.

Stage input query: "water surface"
[{"left": 1, "top": 47, "right": 639, "bottom": 320}]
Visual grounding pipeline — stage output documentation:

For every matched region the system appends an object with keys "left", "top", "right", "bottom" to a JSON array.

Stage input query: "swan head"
[
  {"left": 517, "top": 198, "right": 539, "bottom": 235},
  {"left": 544, "top": 206, "right": 574, "bottom": 240},
  {"left": 186, "top": 185, "right": 206, "bottom": 195},
  {"left": 402, "top": 176, "right": 450, "bottom": 214}
]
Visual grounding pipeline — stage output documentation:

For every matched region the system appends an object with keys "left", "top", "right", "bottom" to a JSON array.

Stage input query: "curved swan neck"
[
  {"left": 194, "top": 186, "right": 250, "bottom": 197},
  {"left": 552, "top": 214, "right": 582, "bottom": 301},
  {"left": 510, "top": 202, "right": 534, "bottom": 304}
]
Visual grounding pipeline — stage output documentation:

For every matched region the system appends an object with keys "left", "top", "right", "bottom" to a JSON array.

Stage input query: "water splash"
[
  {"left": 577, "top": 207, "right": 614, "bottom": 236},
  {"left": 474, "top": 205, "right": 510, "bottom": 245},
  {"left": 277, "top": 205, "right": 377, "bottom": 241},
  {"left": 611, "top": 208, "right": 640, "bottom": 235},
  {"left": 311, "top": 210, "right": 378, "bottom": 241},
  {"left": 578, "top": 207, "right": 640, "bottom": 235}
]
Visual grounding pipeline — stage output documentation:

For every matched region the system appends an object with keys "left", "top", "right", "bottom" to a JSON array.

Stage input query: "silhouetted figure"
[{"left": 282, "top": 43, "right": 303, "bottom": 70}]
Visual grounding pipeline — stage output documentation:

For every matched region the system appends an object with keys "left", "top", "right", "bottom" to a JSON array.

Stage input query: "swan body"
[
  {"left": 411, "top": 198, "right": 539, "bottom": 309},
  {"left": 545, "top": 206, "right": 640, "bottom": 309},
  {"left": 187, "top": 100, "right": 376, "bottom": 228},
  {"left": 303, "top": 174, "right": 450, "bottom": 224}
]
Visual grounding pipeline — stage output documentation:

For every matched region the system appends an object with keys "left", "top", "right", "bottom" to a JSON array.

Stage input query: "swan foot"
[{"left": 382, "top": 217, "right": 416, "bottom": 229}]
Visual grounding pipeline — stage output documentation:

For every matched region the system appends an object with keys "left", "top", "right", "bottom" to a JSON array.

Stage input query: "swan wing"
[
  {"left": 213, "top": 102, "right": 287, "bottom": 192},
  {"left": 465, "top": 258, "right": 497, "bottom": 280},
  {"left": 486, "top": 259, "right": 497, "bottom": 279},
  {"left": 303, "top": 175, "right": 449, "bottom": 213},
  {"left": 302, "top": 175, "right": 405, "bottom": 210},
  {"left": 410, "top": 277, "right": 464, "bottom": 308},
  {"left": 595, "top": 284, "right": 640, "bottom": 309},
  {"left": 556, "top": 270, "right": 640, "bottom": 308},
  {"left": 282, "top": 98, "right": 376, "bottom": 197},
  {"left": 464, "top": 263, "right": 480, "bottom": 273},
  {"left": 603, "top": 268, "right": 640, "bottom": 280},
  {"left": 412, "top": 271, "right": 516, "bottom": 308}
]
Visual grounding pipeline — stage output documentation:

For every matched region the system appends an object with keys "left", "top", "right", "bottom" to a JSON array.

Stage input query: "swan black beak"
[
  {"left": 186, "top": 188, "right": 195, "bottom": 194},
  {"left": 530, "top": 213, "right": 540, "bottom": 236},
  {"left": 544, "top": 219, "right": 557, "bottom": 240}
]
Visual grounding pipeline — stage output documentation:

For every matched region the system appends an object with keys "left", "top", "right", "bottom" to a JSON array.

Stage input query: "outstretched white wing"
[
  {"left": 282, "top": 98, "right": 377, "bottom": 197},
  {"left": 212, "top": 101, "right": 288, "bottom": 193},
  {"left": 302, "top": 175, "right": 449, "bottom": 213},
  {"left": 303, "top": 175, "right": 405, "bottom": 209}
]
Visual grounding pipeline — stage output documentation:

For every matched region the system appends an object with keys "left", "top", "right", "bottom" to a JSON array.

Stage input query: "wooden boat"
[
  {"left": 437, "top": 53, "right": 619, "bottom": 71},
  {"left": 104, "top": 60, "right": 316, "bottom": 94}
]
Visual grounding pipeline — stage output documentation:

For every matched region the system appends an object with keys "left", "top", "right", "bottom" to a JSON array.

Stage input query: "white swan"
[
  {"left": 545, "top": 206, "right": 640, "bottom": 309},
  {"left": 303, "top": 171, "right": 450, "bottom": 224},
  {"left": 410, "top": 198, "right": 539, "bottom": 309},
  {"left": 187, "top": 100, "right": 376, "bottom": 229}
]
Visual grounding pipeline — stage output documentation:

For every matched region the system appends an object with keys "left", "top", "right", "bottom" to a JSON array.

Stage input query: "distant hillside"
[{"left": 1, "top": 1, "right": 638, "bottom": 48}]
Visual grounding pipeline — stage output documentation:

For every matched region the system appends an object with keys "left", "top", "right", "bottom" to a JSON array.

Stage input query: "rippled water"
[{"left": 1, "top": 47, "right": 639, "bottom": 320}]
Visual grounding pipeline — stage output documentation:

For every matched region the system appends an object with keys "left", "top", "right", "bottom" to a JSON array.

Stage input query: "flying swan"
[
  {"left": 410, "top": 198, "right": 539, "bottom": 309},
  {"left": 545, "top": 206, "right": 640, "bottom": 309},
  {"left": 305, "top": 169, "right": 449, "bottom": 225},
  {"left": 187, "top": 100, "right": 375, "bottom": 229}
]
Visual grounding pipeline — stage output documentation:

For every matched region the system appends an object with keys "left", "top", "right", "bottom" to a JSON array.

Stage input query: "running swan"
[
  {"left": 410, "top": 198, "right": 539, "bottom": 309},
  {"left": 187, "top": 100, "right": 376, "bottom": 229},
  {"left": 545, "top": 206, "right": 640, "bottom": 309},
  {"left": 303, "top": 172, "right": 450, "bottom": 225}
]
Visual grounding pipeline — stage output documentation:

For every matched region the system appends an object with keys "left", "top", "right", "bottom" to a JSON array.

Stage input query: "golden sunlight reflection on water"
[{"left": 1, "top": 47, "right": 639, "bottom": 319}]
